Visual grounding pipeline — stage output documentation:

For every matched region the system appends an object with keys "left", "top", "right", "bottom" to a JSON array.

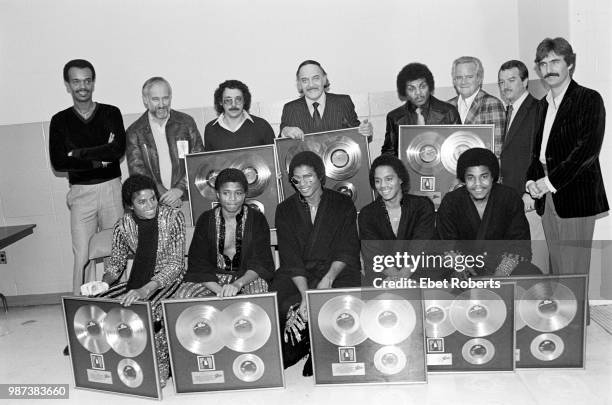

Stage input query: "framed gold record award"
[
  {"left": 185, "top": 145, "right": 280, "bottom": 227},
  {"left": 398, "top": 125, "right": 494, "bottom": 208},
  {"left": 162, "top": 293, "right": 285, "bottom": 394},
  {"left": 306, "top": 287, "right": 427, "bottom": 386},
  {"left": 423, "top": 282, "right": 515, "bottom": 373},
  {"left": 275, "top": 128, "right": 374, "bottom": 211},
  {"left": 61, "top": 297, "right": 161, "bottom": 400}
]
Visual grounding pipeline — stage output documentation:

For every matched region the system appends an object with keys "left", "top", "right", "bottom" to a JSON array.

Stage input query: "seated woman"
[
  {"left": 271, "top": 151, "right": 361, "bottom": 376},
  {"left": 436, "top": 147, "right": 539, "bottom": 276},
  {"left": 100, "top": 174, "right": 186, "bottom": 388},
  {"left": 174, "top": 168, "right": 274, "bottom": 298},
  {"left": 359, "top": 155, "right": 435, "bottom": 282}
]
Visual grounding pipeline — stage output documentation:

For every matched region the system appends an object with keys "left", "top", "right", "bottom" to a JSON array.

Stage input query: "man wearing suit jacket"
[
  {"left": 280, "top": 60, "right": 372, "bottom": 139},
  {"left": 498, "top": 59, "right": 548, "bottom": 273},
  {"left": 448, "top": 56, "right": 506, "bottom": 157},
  {"left": 526, "top": 37, "right": 608, "bottom": 275}
]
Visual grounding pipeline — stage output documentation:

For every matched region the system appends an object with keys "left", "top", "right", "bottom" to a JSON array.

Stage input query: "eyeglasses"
[
  {"left": 290, "top": 173, "right": 315, "bottom": 185},
  {"left": 223, "top": 97, "right": 244, "bottom": 106}
]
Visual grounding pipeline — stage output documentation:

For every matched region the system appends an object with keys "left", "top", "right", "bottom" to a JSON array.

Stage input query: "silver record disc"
[
  {"left": 404, "top": 131, "right": 445, "bottom": 176},
  {"left": 193, "top": 156, "right": 232, "bottom": 199},
  {"left": 229, "top": 154, "right": 272, "bottom": 197},
  {"left": 361, "top": 293, "right": 416, "bottom": 345},
  {"left": 333, "top": 181, "right": 357, "bottom": 201},
  {"left": 450, "top": 289, "right": 507, "bottom": 337},
  {"left": 222, "top": 302, "right": 272, "bottom": 353},
  {"left": 321, "top": 136, "right": 362, "bottom": 181},
  {"left": 461, "top": 338, "right": 495, "bottom": 365},
  {"left": 175, "top": 305, "right": 227, "bottom": 355},
  {"left": 283, "top": 141, "right": 325, "bottom": 177},
  {"left": 232, "top": 353, "right": 265, "bottom": 382},
  {"left": 73, "top": 305, "right": 111, "bottom": 354},
  {"left": 103, "top": 308, "right": 148, "bottom": 357},
  {"left": 423, "top": 290, "right": 456, "bottom": 338},
  {"left": 317, "top": 295, "right": 367, "bottom": 346},
  {"left": 117, "top": 358, "right": 144, "bottom": 388},
  {"left": 519, "top": 281, "right": 577, "bottom": 333},
  {"left": 530, "top": 333, "right": 565, "bottom": 361},
  {"left": 440, "top": 131, "right": 486, "bottom": 174},
  {"left": 515, "top": 285, "right": 527, "bottom": 331},
  {"left": 373, "top": 345, "right": 407, "bottom": 375}
]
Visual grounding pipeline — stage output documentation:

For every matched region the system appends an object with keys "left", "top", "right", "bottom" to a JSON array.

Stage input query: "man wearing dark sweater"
[
  {"left": 203, "top": 80, "right": 275, "bottom": 151},
  {"left": 49, "top": 59, "right": 126, "bottom": 295}
]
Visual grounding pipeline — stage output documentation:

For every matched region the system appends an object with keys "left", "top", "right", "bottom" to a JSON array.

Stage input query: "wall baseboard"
[{"left": 5, "top": 292, "right": 70, "bottom": 307}]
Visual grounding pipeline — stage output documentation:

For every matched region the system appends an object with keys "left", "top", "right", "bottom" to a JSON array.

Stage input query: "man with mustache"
[
  {"left": 448, "top": 56, "right": 506, "bottom": 157},
  {"left": 526, "top": 37, "right": 608, "bottom": 275},
  {"left": 49, "top": 59, "right": 126, "bottom": 295},
  {"left": 126, "top": 77, "right": 204, "bottom": 210},
  {"left": 203, "top": 79, "right": 275, "bottom": 151},
  {"left": 280, "top": 60, "right": 373, "bottom": 140},
  {"left": 381, "top": 62, "right": 460, "bottom": 156}
]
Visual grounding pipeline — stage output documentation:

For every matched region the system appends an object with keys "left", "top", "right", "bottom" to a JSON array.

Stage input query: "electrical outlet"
[{"left": 0, "top": 251, "right": 6, "bottom": 264}]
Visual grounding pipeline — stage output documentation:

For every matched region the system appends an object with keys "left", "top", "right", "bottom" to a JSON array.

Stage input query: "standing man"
[
  {"left": 526, "top": 37, "right": 608, "bottom": 275},
  {"left": 449, "top": 56, "right": 506, "bottom": 157},
  {"left": 49, "top": 59, "right": 125, "bottom": 295},
  {"left": 280, "top": 60, "right": 373, "bottom": 139},
  {"left": 203, "top": 79, "right": 275, "bottom": 151},
  {"left": 498, "top": 60, "right": 548, "bottom": 272},
  {"left": 126, "top": 77, "right": 204, "bottom": 211},
  {"left": 382, "top": 62, "right": 460, "bottom": 156}
]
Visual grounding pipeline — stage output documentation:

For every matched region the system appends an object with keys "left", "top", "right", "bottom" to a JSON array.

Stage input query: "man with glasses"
[
  {"left": 382, "top": 62, "right": 460, "bottom": 156},
  {"left": 126, "top": 77, "right": 204, "bottom": 209},
  {"left": 203, "top": 79, "right": 275, "bottom": 151},
  {"left": 271, "top": 151, "right": 361, "bottom": 376}
]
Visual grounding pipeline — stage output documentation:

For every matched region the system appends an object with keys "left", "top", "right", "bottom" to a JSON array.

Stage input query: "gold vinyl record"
[
  {"left": 423, "top": 290, "right": 456, "bottom": 338},
  {"left": 440, "top": 131, "right": 486, "bottom": 174},
  {"left": 317, "top": 295, "right": 367, "bottom": 346},
  {"left": 519, "top": 281, "right": 577, "bottom": 332},
  {"left": 73, "top": 305, "right": 111, "bottom": 354},
  {"left": 321, "top": 136, "right": 362, "bottom": 181},
  {"left": 530, "top": 333, "right": 565, "bottom": 361},
  {"left": 232, "top": 353, "right": 265, "bottom": 382},
  {"left": 103, "top": 308, "right": 148, "bottom": 358},
  {"left": 332, "top": 181, "right": 357, "bottom": 202},
  {"left": 283, "top": 141, "right": 325, "bottom": 177},
  {"left": 404, "top": 131, "right": 445, "bottom": 176},
  {"left": 461, "top": 338, "right": 495, "bottom": 365},
  {"left": 175, "top": 305, "right": 227, "bottom": 355},
  {"left": 449, "top": 289, "right": 507, "bottom": 337},
  {"left": 117, "top": 358, "right": 144, "bottom": 388},
  {"left": 361, "top": 293, "right": 416, "bottom": 345},
  {"left": 229, "top": 154, "right": 272, "bottom": 198},
  {"left": 373, "top": 345, "right": 407, "bottom": 375},
  {"left": 515, "top": 285, "right": 527, "bottom": 331},
  {"left": 193, "top": 156, "right": 232, "bottom": 199},
  {"left": 222, "top": 302, "right": 272, "bottom": 353}
]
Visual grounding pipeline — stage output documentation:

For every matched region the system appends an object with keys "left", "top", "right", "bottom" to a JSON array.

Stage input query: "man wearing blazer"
[
  {"left": 498, "top": 59, "right": 548, "bottom": 273},
  {"left": 280, "top": 60, "right": 372, "bottom": 139},
  {"left": 448, "top": 56, "right": 506, "bottom": 157},
  {"left": 126, "top": 77, "right": 204, "bottom": 209},
  {"left": 526, "top": 37, "right": 608, "bottom": 275}
]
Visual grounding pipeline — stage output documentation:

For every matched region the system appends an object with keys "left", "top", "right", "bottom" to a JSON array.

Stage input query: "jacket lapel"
[
  {"left": 549, "top": 80, "right": 577, "bottom": 137},
  {"left": 465, "top": 90, "right": 484, "bottom": 124},
  {"left": 504, "top": 94, "right": 534, "bottom": 148}
]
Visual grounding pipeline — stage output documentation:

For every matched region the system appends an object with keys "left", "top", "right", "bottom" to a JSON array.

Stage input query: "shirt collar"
[
  {"left": 213, "top": 111, "right": 254, "bottom": 132},
  {"left": 148, "top": 111, "right": 170, "bottom": 128},
  {"left": 508, "top": 90, "right": 529, "bottom": 110},
  {"left": 305, "top": 92, "right": 327, "bottom": 113},
  {"left": 545, "top": 80, "right": 571, "bottom": 110},
  {"left": 461, "top": 88, "right": 480, "bottom": 109}
]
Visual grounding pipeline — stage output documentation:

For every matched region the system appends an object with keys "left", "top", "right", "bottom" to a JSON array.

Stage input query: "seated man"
[
  {"left": 381, "top": 62, "right": 460, "bottom": 156},
  {"left": 174, "top": 168, "right": 274, "bottom": 298},
  {"left": 203, "top": 80, "right": 275, "bottom": 151},
  {"left": 271, "top": 151, "right": 361, "bottom": 376},
  {"left": 280, "top": 60, "right": 372, "bottom": 139},
  {"left": 436, "top": 148, "right": 539, "bottom": 277},
  {"left": 96, "top": 174, "right": 186, "bottom": 388}
]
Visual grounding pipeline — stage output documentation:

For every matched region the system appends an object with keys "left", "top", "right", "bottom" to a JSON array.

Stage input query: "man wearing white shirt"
[
  {"left": 126, "top": 77, "right": 204, "bottom": 209},
  {"left": 526, "top": 37, "right": 608, "bottom": 275}
]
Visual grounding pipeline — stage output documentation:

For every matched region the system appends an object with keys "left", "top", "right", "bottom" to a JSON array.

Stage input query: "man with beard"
[
  {"left": 126, "top": 77, "right": 204, "bottom": 209},
  {"left": 49, "top": 59, "right": 126, "bottom": 295}
]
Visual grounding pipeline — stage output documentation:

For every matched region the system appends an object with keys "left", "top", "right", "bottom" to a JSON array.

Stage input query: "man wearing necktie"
[
  {"left": 381, "top": 62, "right": 460, "bottom": 156},
  {"left": 280, "top": 60, "right": 373, "bottom": 140},
  {"left": 526, "top": 37, "right": 608, "bottom": 276},
  {"left": 448, "top": 56, "right": 506, "bottom": 158},
  {"left": 498, "top": 59, "right": 548, "bottom": 273}
]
